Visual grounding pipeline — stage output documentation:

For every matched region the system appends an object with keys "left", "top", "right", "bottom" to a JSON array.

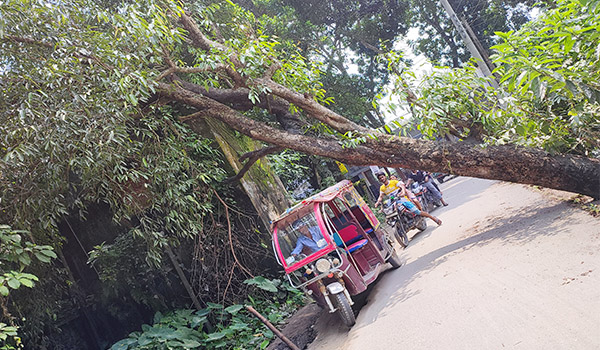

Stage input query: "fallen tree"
[
  {"left": 154, "top": 6, "right": 599, "bottom": 198},
  {"left": 2, "top": 0, "right": 599, "bottom": 203}
]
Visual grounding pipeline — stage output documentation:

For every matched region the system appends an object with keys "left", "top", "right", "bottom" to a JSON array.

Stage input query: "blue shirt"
[{"left": 291, "top": 226, "right": 324, "bottom": 256}]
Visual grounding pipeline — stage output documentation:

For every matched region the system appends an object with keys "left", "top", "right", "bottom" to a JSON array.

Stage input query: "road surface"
[{"left": 308, "top": 177, "right": 600, "bottom": 350}]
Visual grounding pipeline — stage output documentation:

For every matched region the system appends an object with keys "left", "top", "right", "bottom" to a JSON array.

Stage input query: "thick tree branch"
[
  {"left": 179, "top": 12, "right": 244, "bottom": 86},
  {"left": 254, "top": 78, "right": 372, "bottom": 135},
  {"left": 178, "top": 11, "right": 367, "bottom": 136},
  {"left": 158, "top": 81, "right": 600, "bottom": 198},
  {"left": 225, "top": 146, "right": 284, "bottom": 183},
  {"left": 171, "top": 76, "right": 304, "bottom": 132}
]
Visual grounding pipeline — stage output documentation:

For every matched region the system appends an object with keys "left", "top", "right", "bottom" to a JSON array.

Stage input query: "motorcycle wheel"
[
  {"left": 425, "top": 195, "right": 435, "bottom": 212},
  {"left": 395, "top": 221, "right": 409, "bottom": 248},
  {"left": 388, "top": 249, "right": 403, "bottom": 269},
  {"left": 416, "top": 217, "right": 428, "bottom": 231},
  {"left": 332, "top": 292, "right": 356, "bottom": 327}
]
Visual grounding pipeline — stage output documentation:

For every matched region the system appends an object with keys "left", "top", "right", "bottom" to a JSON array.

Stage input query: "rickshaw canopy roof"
[{"left": 273, "top": 180, "right": 354, "bottom": 225}]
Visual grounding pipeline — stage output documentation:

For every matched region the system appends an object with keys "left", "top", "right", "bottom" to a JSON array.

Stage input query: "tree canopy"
[
  {"left": 408, "top": 0, "right": 545, "bottom": 67},
  {"left": 1, "top": 0, "right": 599, "bottom": 228},
  {"left": 1, "top": 0, "right": 600, "bottom": 346}
]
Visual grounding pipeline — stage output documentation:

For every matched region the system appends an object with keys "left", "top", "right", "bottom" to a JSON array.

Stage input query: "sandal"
[{"left": 434, "top": 218, "right": 442, "bottom": 226}]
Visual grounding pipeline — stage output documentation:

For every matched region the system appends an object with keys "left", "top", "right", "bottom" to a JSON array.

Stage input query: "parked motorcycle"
[
  {"left": 410, "top": 182, "right": 441, "bottom": 212},
  {"left": 383, "top": 193, "right": 427, "bottom": 248}
]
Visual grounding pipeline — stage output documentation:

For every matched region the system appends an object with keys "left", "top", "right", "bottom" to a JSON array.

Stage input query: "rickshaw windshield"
[{"left": 276, "top": 211, "right": 328, "bottom": 266}]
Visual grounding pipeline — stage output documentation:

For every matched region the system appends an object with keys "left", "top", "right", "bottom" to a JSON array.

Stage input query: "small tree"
[{"left": 0, "top": 225, "right": 56, "bottom": 349}]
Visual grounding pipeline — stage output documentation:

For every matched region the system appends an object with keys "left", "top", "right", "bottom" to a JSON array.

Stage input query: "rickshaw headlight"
[{"left": 315, "top": 258, "right": 332, "bottom": 274}]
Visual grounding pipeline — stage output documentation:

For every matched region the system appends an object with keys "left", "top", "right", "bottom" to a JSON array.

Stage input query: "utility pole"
[
  {"left": 439, "top": 0, "right": 499, "bottom": 87},
  {"left": 461, "top": 16, "right": 496, "bottom": 75}
]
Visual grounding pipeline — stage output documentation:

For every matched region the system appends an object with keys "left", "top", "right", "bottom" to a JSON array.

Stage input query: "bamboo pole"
[{"left": 245, "top": 305, "right": 301, "bottom": 350}]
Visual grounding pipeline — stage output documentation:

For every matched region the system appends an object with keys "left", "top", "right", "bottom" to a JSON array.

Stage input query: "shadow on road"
[{"left": 358, "top": 200, "right": 573, "bottom": 327}]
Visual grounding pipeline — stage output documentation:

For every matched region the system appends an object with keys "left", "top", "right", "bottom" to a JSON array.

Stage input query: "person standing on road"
[{"left": 408, "top": 170, "right": 448, "bottom": 206}]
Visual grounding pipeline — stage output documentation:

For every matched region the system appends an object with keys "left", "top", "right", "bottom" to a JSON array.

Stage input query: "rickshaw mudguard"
[{"left": 339, "top": 258, "right": 368, "bottom": 295}]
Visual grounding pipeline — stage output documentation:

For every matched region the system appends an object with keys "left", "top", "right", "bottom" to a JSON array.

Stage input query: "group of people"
[{"left": 374, "top": 170, "right": 446, "bottom": 226}]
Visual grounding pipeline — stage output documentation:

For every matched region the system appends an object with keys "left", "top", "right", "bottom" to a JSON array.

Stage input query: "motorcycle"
[
  {"left": 382, "top": 192, "right": 427, "bottom": 248},
  {"left": 410, "top": 181, "right": 441, "bottom": 212}
]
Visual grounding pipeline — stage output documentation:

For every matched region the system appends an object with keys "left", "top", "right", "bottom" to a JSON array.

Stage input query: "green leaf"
[
  {"left": 207, "top": 302, "right": 224, "bottom": 309},
  {"left": 190, "top": 315, "right": 207, "bottom": 328},
  {"left": 225, "top": 304, "right": 243, "bottom": 314},
  {"left": 205, "top": 331, "right": 227, "bottom": 341},
  {"left": 34, "top": 252, "right": 51, "bottom": 263},
  {"left": 228, "top": 322, "right": 250, "bottom": 331},
  {"left": 0, "top": 286, "right": 9, "bottom": 296},
  {"left": 195, "top": 309, "right": 211, "bottom": 317},
  {"left": 39, "top": 248, "right": 57, "bottom": 258},
  {"left": 18, "top": 254, "right": 32, "bottom": 266},
  {"left": 110, "top": 338, "right": 138, "bottom": 350},
  {"left": 153, "top": 311, "right": 163, "bottom": 324},
  {"left": 254, "top": 279, "right": 277, "bottom": 292},
  {"left": 7, "top": 278, "right": 21, "bottom": 290},
  {"left": 19, "top": 278, "right": 35, "bottom": 288},
  {"left": 181, "top": 339, "right": 202, "bottom": 347}
]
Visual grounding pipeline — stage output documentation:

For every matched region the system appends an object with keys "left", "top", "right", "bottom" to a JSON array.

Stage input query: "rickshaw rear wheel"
[
  {"left": 395, "top": 221, "right": 409, "bottom": 248},
  {"left": 332, "top": 293, "right": 356, "bottom": 327},
  {"left": 388, "top": 249, "right": 402, "bottom": 269}
]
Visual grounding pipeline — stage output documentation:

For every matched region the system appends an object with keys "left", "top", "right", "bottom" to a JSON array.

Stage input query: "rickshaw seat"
[
  {"left": 346, "top": 239, "right": 368, "bottom": 253},
  {"left": 333, "top": 224, "right": 364, "bottom": 248}
]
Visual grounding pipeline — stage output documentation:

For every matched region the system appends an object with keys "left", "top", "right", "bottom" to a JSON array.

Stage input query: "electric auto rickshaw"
[{"left": 271, "top": 180, "right": 403, "bottom": 326}]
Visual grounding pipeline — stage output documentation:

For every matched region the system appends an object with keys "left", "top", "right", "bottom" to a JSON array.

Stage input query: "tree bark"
[{"left": 158, "top": 82, "right": 600, "bottom": 199}]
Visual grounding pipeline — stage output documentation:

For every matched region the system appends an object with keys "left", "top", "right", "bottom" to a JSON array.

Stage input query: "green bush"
[{"left": 110, "top": 276, "right": 304, "bottom": 350}]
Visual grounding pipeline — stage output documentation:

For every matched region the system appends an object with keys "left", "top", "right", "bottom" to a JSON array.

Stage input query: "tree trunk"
[{"left": 184, "top": 116, "right": 291, "bottom": 229}]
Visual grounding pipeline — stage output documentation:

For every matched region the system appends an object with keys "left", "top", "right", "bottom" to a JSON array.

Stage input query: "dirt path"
[{"left": 307, "top": 177, "right": 600, "bottom": 350}]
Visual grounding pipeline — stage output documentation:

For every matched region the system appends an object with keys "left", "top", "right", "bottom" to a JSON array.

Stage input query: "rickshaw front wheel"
[{"left": 332, "top": 293, "right": 356, "bottom": 327}]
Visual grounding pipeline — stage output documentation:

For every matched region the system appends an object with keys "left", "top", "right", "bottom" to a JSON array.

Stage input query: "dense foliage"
[
  {"left": 408, "top": 0, "right": 544, "bottom": 67},
  {"left": 381, "top": 0, "right": 600, "bottom": 157},
  {"left": 0, "top": 0, "right": 281, "bottom": 347},
  {"left": 1, "top": 0, "right": 599, "bottom": 347},
  {"left": 110, "top": 277, "right": 304, "bottom": 350},
  {"left": 0, "top": 225, "right": 56, "bottom": 349}
]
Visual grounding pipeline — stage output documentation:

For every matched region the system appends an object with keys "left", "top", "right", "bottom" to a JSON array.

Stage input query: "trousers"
[{"left": 422, "top": 180, "right": 442, "bottom": 200}]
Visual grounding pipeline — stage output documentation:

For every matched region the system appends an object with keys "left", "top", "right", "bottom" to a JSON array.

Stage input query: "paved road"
[{"left": 308, "top": 177, "right": 600, "bottom": 350}]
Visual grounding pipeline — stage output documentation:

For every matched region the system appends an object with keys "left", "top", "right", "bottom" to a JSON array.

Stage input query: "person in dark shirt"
[{"left": 409, "top": 170, "right": 448, "bottom": 206}]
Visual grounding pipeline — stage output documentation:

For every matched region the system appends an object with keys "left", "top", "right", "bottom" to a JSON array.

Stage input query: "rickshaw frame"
[{"left": 271, "top": 180, "right": 403, "bottom": 326}]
